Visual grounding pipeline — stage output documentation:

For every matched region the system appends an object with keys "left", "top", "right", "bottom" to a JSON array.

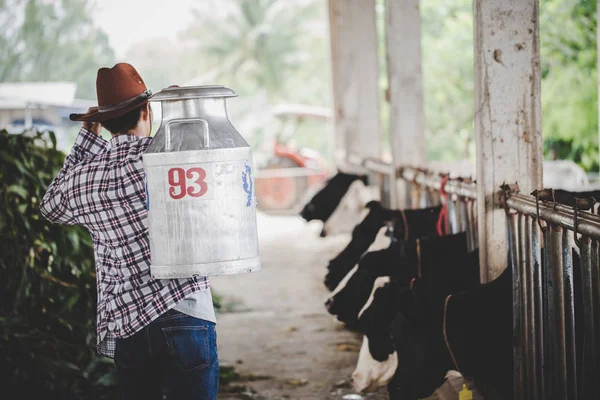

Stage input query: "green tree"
[
  {"left": 0, "top": 0, "right": 115, "bottom": 99},
  {"left": 421, "top": 0, "right": 475, "bottom": 162},
  {"left": 540, "top": 0, "right": 598, "bottom": 171},
  {"left": 180, "top": 0, "right": 328, "bottom": 104},
  {"left": 0, "top": 129, "right": 118, "bottom": 398}
]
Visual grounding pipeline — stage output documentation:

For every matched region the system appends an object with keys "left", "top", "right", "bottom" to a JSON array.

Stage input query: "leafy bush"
[{"left": 0, "top": 129, "right": 118, "bottom": 399}]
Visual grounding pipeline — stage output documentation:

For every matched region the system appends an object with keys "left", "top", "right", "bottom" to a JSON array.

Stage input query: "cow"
[
  {"left": 441, "top": 263, "right": 513, "bottom": 400},
  {"left": 323, "top": 202, "right": 393, "bottom": 291},
  {"left": 324, "top": 201, "right": 443, "bottom": 291},
  {"left": 352, "top": 335, "right": 398, "bottom": 393},
  {"left": 321, "top": 179, "right": 380, "bottom": 236},
  {"left": 326, "top": 233, "right": 471, "bottom": 327},
  {"left": 351, "top": 277, "right": 398, "bottom": 392},
  {"left": 299, "top": 172, "right": 368, "bottom": 226},
  {"left": 357, "top": 246, "right": 480, "bottom": 398},
  {"left": 325, "top": 239, "right": 419, "bottom": 326}
]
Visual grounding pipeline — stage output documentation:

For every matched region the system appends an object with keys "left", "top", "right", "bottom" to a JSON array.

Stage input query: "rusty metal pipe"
[
  {"left": 591, "top": 240, "right": 600, "bottom": 396},
  {"left": 562, "top": 230, "right": 578, "bottom": 399},
  {"left": 548, "top": 225, "right": 568, "bottom": 399},
  {"left": 517, "top": 213, "right": 530, "bottom": 399},
  {"left": 579, "top": 236, "right": 599, "bottom": 398},
  {"left": 531, "top": 219, "right": 544, "bottom": 399},
  {"left": 508, "top": 213, "right": 524, "bottom": 400},
  {"left": 506, "top": 194, "right": 600, "bottom": 240}
]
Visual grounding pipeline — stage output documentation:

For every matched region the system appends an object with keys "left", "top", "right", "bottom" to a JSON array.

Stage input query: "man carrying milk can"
[{"left": 40, "top": 63, "right": 219, "bottom": 399}]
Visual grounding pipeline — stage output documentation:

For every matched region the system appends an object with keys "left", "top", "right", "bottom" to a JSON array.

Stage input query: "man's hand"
[{"left": 82, "top": 107, "right": 102, "bottom": 136}]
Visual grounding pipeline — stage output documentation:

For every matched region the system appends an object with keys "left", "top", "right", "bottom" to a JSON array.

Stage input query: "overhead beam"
[
  {"left": 328, "top": 0, "right": 381, "bottom": 170},
  {"left": 474, "top": 0, "right": 543, "bottom": 282}
]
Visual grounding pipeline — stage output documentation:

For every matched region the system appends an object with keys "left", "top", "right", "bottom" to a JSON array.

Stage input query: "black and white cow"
[
  {"left": 324, "top": 201, "right": 443, "bottom": 291},
  {"left": 325, "top": 239, "right": 420, "bottom": 326},
  {"left": 440, "top": 263, "right": 513, "bottom": 399},
  {"left": 355, "top": 246, "right": 480, "bottom": 397},
  {"left": 327, "top": 233, "right": 472, "bottom": 329},
  {"left": 322, "top": 178, "right": 380, "bottom": 236},
  {"left": 299, "top": 172, "right": 368, "bottom": 226},
  {"left": 351, "top": 276, "right": 399, "bottom": 392}
]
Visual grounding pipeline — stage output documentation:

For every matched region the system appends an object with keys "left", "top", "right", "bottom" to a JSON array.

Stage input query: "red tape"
[{"left": 436, "top": 176, "right": 450, "bottom": 236}]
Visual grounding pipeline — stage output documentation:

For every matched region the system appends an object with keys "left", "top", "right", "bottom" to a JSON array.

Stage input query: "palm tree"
[{"left": 181, "top": 0, "right": 326, "bottom": 104}]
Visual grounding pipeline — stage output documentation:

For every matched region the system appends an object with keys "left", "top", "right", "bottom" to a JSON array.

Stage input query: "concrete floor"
[{"left": 211, "top": 212, "right": 389, "bottom": 400}]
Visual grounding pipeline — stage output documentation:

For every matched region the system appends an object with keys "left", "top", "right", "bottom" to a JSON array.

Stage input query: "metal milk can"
[{"left": 143, "top": 85, "right": 261, "bottom": 278}]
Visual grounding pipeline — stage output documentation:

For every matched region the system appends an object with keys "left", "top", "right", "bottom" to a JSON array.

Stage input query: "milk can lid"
[{"left": 149, "top": 85, "right": 238, "bottom": 101}]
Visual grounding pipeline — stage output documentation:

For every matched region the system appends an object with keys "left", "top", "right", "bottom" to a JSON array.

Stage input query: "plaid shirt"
[{"left": 40, "top": 128, "right": 209, "bottom": 358}]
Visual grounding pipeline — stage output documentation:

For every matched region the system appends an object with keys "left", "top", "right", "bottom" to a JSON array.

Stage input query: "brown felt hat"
[{"left": 69, "top": 63, "right": 152, "bottom": 122}]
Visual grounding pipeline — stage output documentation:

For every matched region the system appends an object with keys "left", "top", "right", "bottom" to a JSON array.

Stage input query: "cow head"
[
  {"left": 351, "top": 336, "right": 398, "bottom": 392},
  {"left": 323, "top": 202, "right": 390, "bottom": 291},
  {"left": 322, "top": 180, "right": 380, "bottom": 236},
  {"left": 299, "top": 172, "right": 367, "bottom": 224},
  {"left": 325, "top": 249, "right": 391, "bottom": 324},
  {"left": 358, "top": 277, "right": 403, "bottom": 360},
  {"left": 326, "top": 241, "right": 416, "bottom": 325}
]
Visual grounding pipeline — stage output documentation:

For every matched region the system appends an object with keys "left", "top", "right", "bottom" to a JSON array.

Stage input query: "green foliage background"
[{"left": 0, "top": 129, "right": 118, "bottom": 399}]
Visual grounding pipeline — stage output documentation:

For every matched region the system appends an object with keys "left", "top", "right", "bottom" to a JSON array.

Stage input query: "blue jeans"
[{"left": 114, "top": 309, "right": 219, "bottom": 400}]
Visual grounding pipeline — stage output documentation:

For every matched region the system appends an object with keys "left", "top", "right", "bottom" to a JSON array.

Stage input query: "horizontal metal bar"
[
  {"left": 254, "top": 168, "right": 325, "bottom": 179},
  {"left": 399, "top": 166, "right": 478, "bottom": 199},
  {"left": 535, "top": 199, "right": 600, "bottom": 224},
  {"left": 506, "top": 193, "right": 600, "bottom": 240},
  {"left": 346, "top": 153, "right": 364, "bottom": 167},
  {"left": 364, "top": 159, "right": 395, "bottom": 175},
  {"left": 347, "top": 155, "right": 478, "bottom": 199},
  {"left": 346, "top": 153, "right": 395, "bottom": 175}
]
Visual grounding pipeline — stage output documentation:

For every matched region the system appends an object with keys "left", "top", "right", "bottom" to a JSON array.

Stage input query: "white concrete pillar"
[
  {"left": 328, "top": 0, "right": 381, "bottom": 170},
  {"left": 386, "top": 0, "right": 425, "bottom": 168},
  {"left": 474, "top": 0, "right": 543, "bottom": 281},
  {"left": 385, "top": 0, "right": 425, "bottom": 209}
]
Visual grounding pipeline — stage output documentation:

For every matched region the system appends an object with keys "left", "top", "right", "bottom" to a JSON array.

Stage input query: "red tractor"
[{"left": 254, "top": 104, "right": 331, "bottom": 211}]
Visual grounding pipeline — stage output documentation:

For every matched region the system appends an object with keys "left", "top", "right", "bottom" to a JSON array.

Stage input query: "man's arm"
[{"left": 40, "top": 120, "right": 107, "bottom": 225}]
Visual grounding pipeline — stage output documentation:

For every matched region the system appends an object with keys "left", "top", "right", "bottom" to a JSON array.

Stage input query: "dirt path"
[{"left": 211, "top": 212, "right": 388, "bottom": 400}]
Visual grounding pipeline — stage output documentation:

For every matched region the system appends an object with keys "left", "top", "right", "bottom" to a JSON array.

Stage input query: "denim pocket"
[
  {"left": 162, "top": 326, "right": 210, "bottom": 372},
  {"left": 114, "top": 335, "right": 141, "bottom": 369}
]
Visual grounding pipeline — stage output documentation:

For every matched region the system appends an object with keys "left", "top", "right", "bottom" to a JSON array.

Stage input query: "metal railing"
[
  {"left": 345, "top": 154, "right": 399, "bottom": 209},
  {"left": 343, "top": 153, "right": 600, "bottom": 399},
  {"left": 504, "top": 188, "right": 600, "bottom": 400},
  {"left": 344, "top": 154, "right": 478, "bottom": 250}
]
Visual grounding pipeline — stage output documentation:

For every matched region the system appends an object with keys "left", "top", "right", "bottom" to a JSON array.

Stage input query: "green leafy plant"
[{"left": 0, "top": 129, "right": 118, "bottom": 399}]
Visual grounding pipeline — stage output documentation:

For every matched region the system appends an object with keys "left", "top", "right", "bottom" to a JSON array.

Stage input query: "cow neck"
[
  {"left": 321, "top": 174, "right": 363, "bottom": 223},
  {"left": 417, "top": 232, "right": 470, "bottom": 287},
  {"left": 399, "top": 205, "right": 443, "bottom": 240},
  {"left": 391, "top": 240, "right": 420, "bottom": 281}
]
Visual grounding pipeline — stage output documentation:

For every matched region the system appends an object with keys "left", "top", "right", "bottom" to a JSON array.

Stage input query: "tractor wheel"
[{"left": 255, "top": 157, "right": 308, "bottom": 211}]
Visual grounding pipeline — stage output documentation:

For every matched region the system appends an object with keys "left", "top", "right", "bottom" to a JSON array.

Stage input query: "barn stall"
[{"left": 215, "top": 1, "right": 600, "bottom": 399}]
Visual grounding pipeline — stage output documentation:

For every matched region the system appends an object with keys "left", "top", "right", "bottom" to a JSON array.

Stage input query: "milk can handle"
[{"left": 164, "top": 118, "right": 210, "bottom": 151}]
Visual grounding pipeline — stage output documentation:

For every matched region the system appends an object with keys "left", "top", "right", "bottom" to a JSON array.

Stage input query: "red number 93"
[{"left": 168, "top": 167, "right": 208, "bottom": 200}]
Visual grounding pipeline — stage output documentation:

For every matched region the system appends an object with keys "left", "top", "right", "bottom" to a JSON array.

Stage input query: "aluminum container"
[{"left": 143, "top": 85, "right": 261, "bottom": 278}]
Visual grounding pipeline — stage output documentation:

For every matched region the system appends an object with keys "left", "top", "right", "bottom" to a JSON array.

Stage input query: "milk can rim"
[{"left": 150, "top": 85, "right": 238, "bottom": 101}]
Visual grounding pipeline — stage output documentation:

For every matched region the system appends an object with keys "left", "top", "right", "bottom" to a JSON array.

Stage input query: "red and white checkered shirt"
[{"left": 40, "top": 128, "right": 209, "bottom": 358}]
